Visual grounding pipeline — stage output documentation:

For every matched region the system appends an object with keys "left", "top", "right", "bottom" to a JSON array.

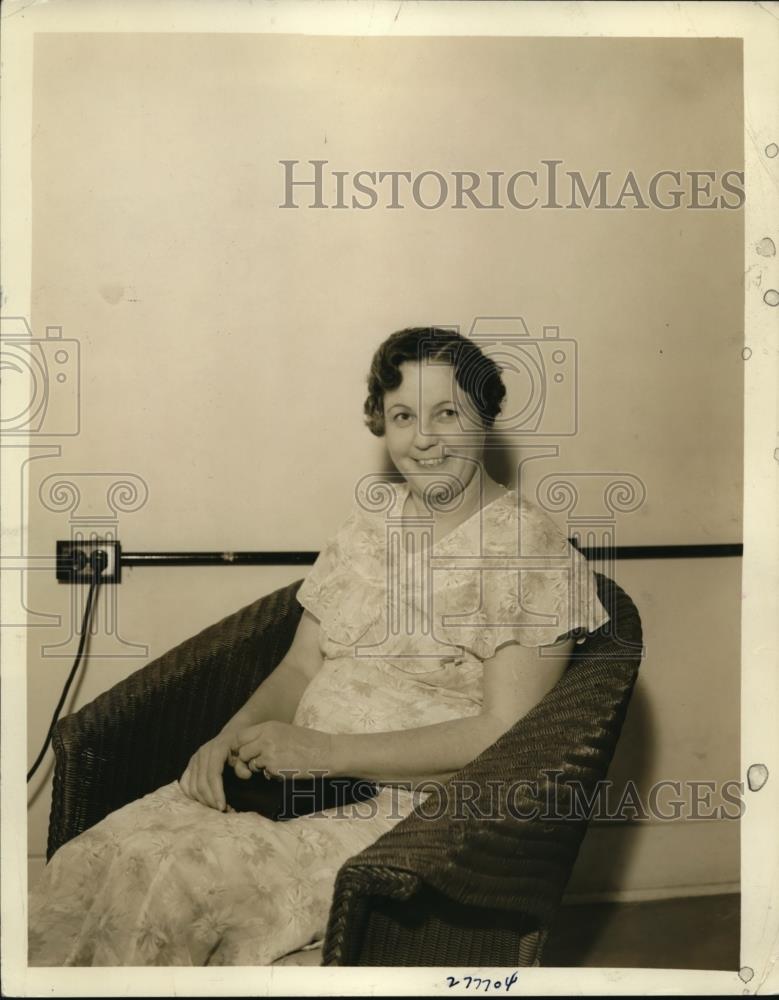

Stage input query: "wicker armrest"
[
  {"left": 47, "top": 579, "right": 304, "bottom": 860},
  {"left": 322, "top": 572, "right": 644, "bottom": 966}
]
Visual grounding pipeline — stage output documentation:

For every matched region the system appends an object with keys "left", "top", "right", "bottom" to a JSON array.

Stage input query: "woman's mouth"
[{"left": 415, "top": 457, "right": 446, "bottom": 467}]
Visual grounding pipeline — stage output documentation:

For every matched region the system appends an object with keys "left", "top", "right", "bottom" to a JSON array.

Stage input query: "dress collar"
[{"left": 395, "top": 480, "right": 517, "bottom": 553}]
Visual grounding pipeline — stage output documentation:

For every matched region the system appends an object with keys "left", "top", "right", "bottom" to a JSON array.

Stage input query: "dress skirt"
[{"left": 28, "top": 779, "right": 419, "bottom": 966}]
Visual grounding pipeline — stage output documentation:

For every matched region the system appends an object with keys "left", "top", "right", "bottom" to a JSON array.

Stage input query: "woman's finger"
[
  {"left": 190, "top": 756, "right": 204, "bottom": 802},
  {"left": 193, "top": 756, "right": 213, "bottom": 808},
  {"left": 197, "top": 773, "right": 215, "bottom": 809},
  {"left": 207, "top": 750, "right": 226, "bottom": 811},
  {"left": 233, "top": 759, "right": 252, "bottom": 780},
  {"left": 237, "top": 739, "right": 264, "bottom": 762},
  {"left": 183, "top": 760, "right": 198, "bottom": 801}
]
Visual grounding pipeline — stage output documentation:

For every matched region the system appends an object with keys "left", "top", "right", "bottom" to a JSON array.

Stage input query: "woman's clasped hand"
[
  {"left": 179, "top": 722, "right": 336, "bottom": 810},
  {"left": 232, "top": 721, "right": 335, "bottom": 781}
]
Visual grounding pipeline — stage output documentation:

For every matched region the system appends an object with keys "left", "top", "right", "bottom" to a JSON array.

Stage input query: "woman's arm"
[
  {"left": 328, "top": 637, "right": 575, "bottom": 781},
  {"left": 219, "top": 608, "right": 324, "bottom": 740},
  {"left": 234, "top": 637, "right": 575, "bottom": 785},
  {"left": 179, "top": 607, "right": 324, "bottom": 809}
]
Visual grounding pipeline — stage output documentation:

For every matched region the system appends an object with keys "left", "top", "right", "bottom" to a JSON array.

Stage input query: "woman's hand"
[
  {"left": 179, "top": 731, "right": 235, "bottom": 811},
  {"left": 233, "top": 721, "right": 335, "bottom": 780}
]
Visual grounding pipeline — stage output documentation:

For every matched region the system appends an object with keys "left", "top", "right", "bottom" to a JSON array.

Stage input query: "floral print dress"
[{"left": 28, "top": 483, "right": 609, "bottom": 967}]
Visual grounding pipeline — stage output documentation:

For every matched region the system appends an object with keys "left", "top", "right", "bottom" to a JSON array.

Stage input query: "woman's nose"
[{"left": 413, "top": 423, "right": 438, "bottom": 450}]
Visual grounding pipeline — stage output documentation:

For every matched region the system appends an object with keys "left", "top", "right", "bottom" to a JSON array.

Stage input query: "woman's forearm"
[
  {"left": 368, "top": 769, "right": 459, "bottom": 791},
  {"left": 328, "top": 712, "right": 506, "bottom": 782},
  {"left": 217, "top": 608, "right": 324, "bottom": 744}
]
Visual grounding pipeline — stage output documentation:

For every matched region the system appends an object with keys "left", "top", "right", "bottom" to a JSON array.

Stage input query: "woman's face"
[{"left": 382, "top": 361, "right": 487, "bottom": 499}]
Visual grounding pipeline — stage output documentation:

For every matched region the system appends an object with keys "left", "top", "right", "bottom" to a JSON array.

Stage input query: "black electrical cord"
[{"left": 27, "top": 549, "right": 108, "bottom": 783}]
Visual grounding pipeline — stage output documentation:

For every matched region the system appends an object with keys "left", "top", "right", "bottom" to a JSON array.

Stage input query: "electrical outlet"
[{"left": 56, "top": 540, "right": 122, "bottom": 584}]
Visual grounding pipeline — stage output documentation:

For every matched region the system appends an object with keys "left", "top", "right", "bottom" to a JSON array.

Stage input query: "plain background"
[{"left": 25, "top": 33, "right": 743, "bottom": 899}]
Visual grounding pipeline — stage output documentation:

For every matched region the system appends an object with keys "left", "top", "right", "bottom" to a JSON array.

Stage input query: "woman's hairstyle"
[{"left": 364, "top": 327, "right": 506, "bottom": 437}]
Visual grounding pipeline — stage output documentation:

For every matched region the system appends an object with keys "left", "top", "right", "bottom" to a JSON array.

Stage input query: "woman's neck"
[{"left": 404, "top": 472, "right": 506, "bottom": 536}]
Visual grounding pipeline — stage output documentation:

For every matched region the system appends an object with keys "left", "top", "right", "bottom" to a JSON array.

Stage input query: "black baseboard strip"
[
  {"left": 122, "top": 552, "right": 319, "bottom": 566},
  {"left": 571, "top": 543, "right": 743, "bottom": 560},
  {"left": 121, "top": 543, "right": 742, "bottom": 567}
]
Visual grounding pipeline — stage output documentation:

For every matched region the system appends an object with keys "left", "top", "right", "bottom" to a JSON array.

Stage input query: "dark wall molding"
[{"left": 121, "top": 543, "right": 743, "bottom": 568}]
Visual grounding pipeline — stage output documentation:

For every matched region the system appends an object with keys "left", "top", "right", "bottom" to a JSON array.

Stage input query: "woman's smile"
[{"left": 381, "top": 360, "right": 490, "bottom": 507}]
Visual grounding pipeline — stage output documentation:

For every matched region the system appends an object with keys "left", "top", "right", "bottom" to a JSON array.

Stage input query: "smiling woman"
[
  {"left": 364, "top": 327, "right": 509, "bottom": 548},
  {"left": 28, "top": 327, "right": 609, "bottom": 967}
]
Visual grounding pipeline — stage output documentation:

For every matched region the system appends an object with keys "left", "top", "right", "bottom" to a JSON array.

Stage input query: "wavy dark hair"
[{"left": 364, "top": 327, "right": 506, "bottom": 437}]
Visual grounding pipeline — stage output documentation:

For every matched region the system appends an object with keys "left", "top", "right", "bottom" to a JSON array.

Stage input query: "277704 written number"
[{"left": 446, "top": 972, "right": 519, "bottom": 991}]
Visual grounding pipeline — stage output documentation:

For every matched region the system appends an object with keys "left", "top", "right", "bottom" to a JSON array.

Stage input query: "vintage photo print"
[{"left": 2, "top": 1, "right": 777, "bottom": 996}]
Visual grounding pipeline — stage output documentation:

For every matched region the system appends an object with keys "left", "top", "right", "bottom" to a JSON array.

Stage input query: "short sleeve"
[
  {"left": 434, "top": 495, "right": 611, "bottom": 658},
  {"left": 296, "top": 506, "right": 383, "bottom": 646},
  {"left": 487, "top": 548, "right": 609, "bottom": 652}
]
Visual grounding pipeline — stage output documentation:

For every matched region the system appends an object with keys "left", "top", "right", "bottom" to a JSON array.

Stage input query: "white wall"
[{"left": 25, "top": 33, "right": 743, "bottom": 897}]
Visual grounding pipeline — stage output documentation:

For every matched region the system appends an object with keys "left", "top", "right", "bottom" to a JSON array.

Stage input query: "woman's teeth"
[{"left": 416, "top": 457, "right": 446, "bottom": 467}]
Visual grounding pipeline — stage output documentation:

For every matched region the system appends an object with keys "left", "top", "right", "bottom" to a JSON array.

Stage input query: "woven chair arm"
[
  {"left": 47, "top": 579, "right": 304, "bottom": 859},
  {"left": 323, "top": 572, "right": 643, "bottom": 964}
]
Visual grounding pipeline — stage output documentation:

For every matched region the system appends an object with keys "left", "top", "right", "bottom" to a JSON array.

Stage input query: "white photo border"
[{"left": 1, "top": 0, "right": 776, "bottom": 996}]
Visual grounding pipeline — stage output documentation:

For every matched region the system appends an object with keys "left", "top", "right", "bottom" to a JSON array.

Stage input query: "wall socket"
[{"left": 56, "top": 540, "right": 122, "bottom": 584}]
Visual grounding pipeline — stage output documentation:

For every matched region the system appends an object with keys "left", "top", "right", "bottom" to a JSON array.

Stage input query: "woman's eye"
[
  {"left": 393, "top": 412, "right": 413, "bottom": 424},
  {"left": 438, "top": 408, "right": 458, "bottom": 421}
]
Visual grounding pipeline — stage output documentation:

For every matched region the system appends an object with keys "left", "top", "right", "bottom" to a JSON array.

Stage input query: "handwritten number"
[{"left": 445, "top": 970, "right": 519, "bottom": 991}]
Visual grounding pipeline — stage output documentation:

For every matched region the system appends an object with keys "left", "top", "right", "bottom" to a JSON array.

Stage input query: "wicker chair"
[{"left": 47, "top": 571, "right": 643, "bottom": 966}]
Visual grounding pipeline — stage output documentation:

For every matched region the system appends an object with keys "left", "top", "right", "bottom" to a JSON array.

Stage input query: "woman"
[{"left": 28, "top": 327, "right": 609, "bottom": 966}]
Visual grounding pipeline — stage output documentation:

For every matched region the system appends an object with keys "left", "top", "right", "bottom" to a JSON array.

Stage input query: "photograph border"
[{"left": 2, "top": 1, "right": 777, "bottom": 995}]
